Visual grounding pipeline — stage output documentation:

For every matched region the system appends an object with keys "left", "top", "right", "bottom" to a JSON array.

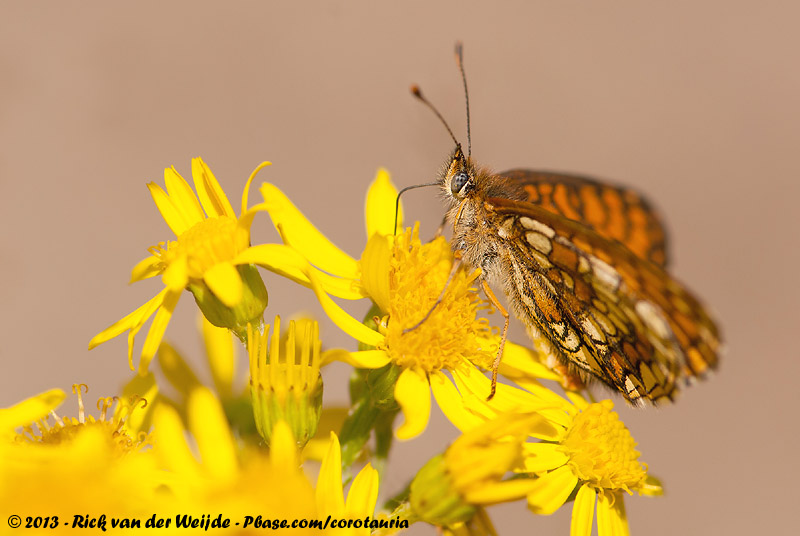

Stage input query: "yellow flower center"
[
  {"left": 17, "top": 385, "right": 150, "bottom": 456},
  {"left": 155, "top": 216, "right": 248, "bottom": 278},
  {"left": 381, "top": 227, "right": 492, "bottom": 374},
  {"left": 559, "top": 400, "right": 647, "bottom": 492}
]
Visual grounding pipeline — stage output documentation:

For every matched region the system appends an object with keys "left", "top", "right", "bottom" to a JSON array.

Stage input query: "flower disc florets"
[
  {"left": 380, "top": 227, "right": 492, "bottom": 374},
  {"left": 559, "top": 400, "right": 646, "bottom": 492}
]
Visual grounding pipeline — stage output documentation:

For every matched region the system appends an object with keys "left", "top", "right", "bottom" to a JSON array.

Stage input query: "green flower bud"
[
  {"left": 189, "top": 263, "right": 268, "bottom": 340},
  {"left": 248, "top": 317, "right": 322, "bottom": 449},
  {"left": 409, "top": 454, "right": 476, "bottom": 527}
]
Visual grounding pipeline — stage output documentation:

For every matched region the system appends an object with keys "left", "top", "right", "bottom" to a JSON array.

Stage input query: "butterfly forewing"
[
  {"left": 487, "top": 195, "right": 720, "bottom": 403},
  {"left": 501, "top": 170, "right": 669, "bottom": 268}
]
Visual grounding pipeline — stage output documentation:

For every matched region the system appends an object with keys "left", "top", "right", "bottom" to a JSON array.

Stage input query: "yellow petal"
[
  {"left": 321, "top": 349, "right": 391, "bottom": 368},
  {"left": 164, "top": 166, "right": 205, "bottom": 225},
  {"left": 394, "top": 368, "right": 431, "bottom": 440},
  {"left": 571, "top": 484, "right": 597, "bottom": 536},
  {"left": 234, "top": 245, "right": 364, "bottom": 301},
  {"left": 498, "top": 339, "right": 560, "bottom": 381},
  {"left": 310, "top": 269, "right": 367, "bottom": 300},
  {"left": 157, "top": 341, "right": 201, "bottom": 397},
  {"left": 147, "top": 181, "right": 190, "bottom": 236},
  {"left": 522, "top": 443, "right": 570, "bottom": 473},
  {"left": 270, "top": 420, "right": 299, "bottom": 470},
  {"left": 88, "top": 288, "right": 168, "bottom": 357},
  {"left": 430, "top": 371, "right": 484, "bottom": 432},
  {"left": 192, "top": 157, "right": 235, "bottom": 218},
  {"left": 260, "top": 182, "right": 358, "bottom": 279},
  {"left": 359, "top": 233, "right": 391, "bottom": 312},
  {"left": 119, "top": 372, "right": 158, "bottom": 434},
  {"left": 204, "top": 262, "right": 243, "bottom": 307},
  {"left": 0, "top": 389, "right": 66, "bottom": 435},
  {"left": 465, "top": 479, "right": 541, "bottom": 505},
  {"left": 241, "top": 161, "right": 271, "bottom": 215},
  {"left": 130, "top": 255, "right": 161, "bottom": 283},
  {"left": 639, "top": 475, "right": 664, "bottom": 497},
  {"left": 317, "top": 432, "right": 345, "bottom": 515},
  {"left": 234, "top": 244, "right": 383, "bottom": 347},
  {"left": 188, "top": 387, "right": 238, "bottom": 481},
  {"left": 451, "top": 366, "right": 564, "bottom": 436},
  {"left": 597, "top": 492, "right": 629, "bottom": 536},
  {"left": 152, "top": 404, "right": 201, "bottom": 479},
  {"left": 202, "top": 316, "right": 235, "bottom": 397},
  {"left": 365, "top": 168, "right": 402, "bottom": 237},
  {"left": 565, "top": 391, "right": 591, "bottom": 411},
  {"left": 526, "top": 465, "right": 579, "bottom": 515},
  {"left": 161, "top": 255, "right": 189, "bottom": 291},
  {"left": 345, "top": 463, "right": 379, "bottom": 518},
  {"left": 139, "top": 290, "right": 181, "bottom": 375}
]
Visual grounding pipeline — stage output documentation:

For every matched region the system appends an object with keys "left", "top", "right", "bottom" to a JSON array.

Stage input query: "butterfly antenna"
[
  {"left": 410, "top": 85, "right": 460, "bottom": 148},
  {"left": 454, "top": 42, "right": 471, "bottom": 157},
  {"left": 393, "top": 182, "right": 439, "bottom": 235}
]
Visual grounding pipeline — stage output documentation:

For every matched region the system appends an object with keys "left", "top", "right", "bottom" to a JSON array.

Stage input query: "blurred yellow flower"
[
  {"left": 409, "top": 412, "right": 551, "bottom": 528},
  {"left": 152, "top": 386, "right": 381, "bottom": 534},
  {"left": 0, "top": 387, "right": 165, "bottom": 531}
]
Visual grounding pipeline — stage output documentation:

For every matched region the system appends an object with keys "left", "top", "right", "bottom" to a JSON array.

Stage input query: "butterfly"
[{"left": 416, "top": 45, "right": 720, "bottom": 404}]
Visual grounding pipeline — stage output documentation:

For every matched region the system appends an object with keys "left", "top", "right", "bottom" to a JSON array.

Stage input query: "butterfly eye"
[{"left": 451, "top": 172, "right": 469, "bottom": 195}]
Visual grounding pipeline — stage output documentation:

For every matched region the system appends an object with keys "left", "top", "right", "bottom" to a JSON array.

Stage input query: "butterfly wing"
[
  {"left": 487, "top": 196, "right": 720, "bottom": 403},
  {"left": 500, "top": 169, "right": 669, "bottom": 267}
]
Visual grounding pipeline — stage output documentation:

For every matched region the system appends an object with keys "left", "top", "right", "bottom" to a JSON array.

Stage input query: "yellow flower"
[
  {"left": 441, "top": 378, "right": 662, "bottom": 536},
  {"left": 123, "top": 313, "right": 339, "bottom": 453},
  {"left": 524, "top": 398, "right": 662, "bottom": 536},
  {"left": 248, "top": 316, "right": 323, "bottom": 448},
  {"left": 0, "top": 388, "right": 166, "bottom": 529},
  {"left": 152, "top": 386, "right": 381, "bottom": 534},
  {"left": 253, "top": 170, "right": 554, "bottom": 440},
  {"left": 14, "top": 384, "right": 150, "bottom": 455},
  {"left": 89, "top": 158, "right": 271, "bottom": 374}
]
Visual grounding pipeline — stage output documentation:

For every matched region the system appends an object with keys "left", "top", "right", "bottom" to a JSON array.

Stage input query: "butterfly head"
[{"left": 441, "top": 144, "right": 478, "bottom": 202}]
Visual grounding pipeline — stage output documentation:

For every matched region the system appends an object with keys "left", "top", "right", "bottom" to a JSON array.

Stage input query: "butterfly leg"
[
  {"left": 432, "top": 214, "right": 448, "bottom": 239},
  {"left": 481, "top": 279, "right": 509, "bottom": 401}
]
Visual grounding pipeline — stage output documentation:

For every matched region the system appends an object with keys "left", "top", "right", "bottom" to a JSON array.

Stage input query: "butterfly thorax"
[{"left": 439, "top": 147, "right": 522, "bottom": 282}]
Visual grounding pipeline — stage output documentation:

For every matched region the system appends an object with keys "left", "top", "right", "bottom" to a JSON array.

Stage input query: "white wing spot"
[
  {"left": 590, "top": 256, "right": 621, "bottom": 289},
  {"left": 635, "top": 300, "right": 671, "bottom": 339},
  {"left": 519, "top": 217, "right": 556, "bottom": 238},
  {"left": 578, "top": 256, "right": 591, "bottom": 274},
  {"left": 581, "top": 316, "right": 606, "bottom": 343},
  {"left": 562, "top": 328, "right": 581, "bottom": 351},
  {"left": 625, "top": 375, "right": 637, "bottom": 394},
  {"left": 526, "top": 231, "right": 553, "bottom": 254}
]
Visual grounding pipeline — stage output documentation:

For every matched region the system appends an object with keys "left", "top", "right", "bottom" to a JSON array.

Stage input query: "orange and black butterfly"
[{"left": 417, "top": 45, "right": 720, "bottom": 404}]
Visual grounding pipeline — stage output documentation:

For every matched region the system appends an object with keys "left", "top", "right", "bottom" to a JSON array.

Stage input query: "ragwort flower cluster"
[{"left": 3, "top": 157, "right": 667, "bottom": 536}]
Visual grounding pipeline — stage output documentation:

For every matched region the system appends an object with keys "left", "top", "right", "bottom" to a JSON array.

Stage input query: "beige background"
[{"left": 2, "top": 2, "right": 798, "bottom": 535}]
